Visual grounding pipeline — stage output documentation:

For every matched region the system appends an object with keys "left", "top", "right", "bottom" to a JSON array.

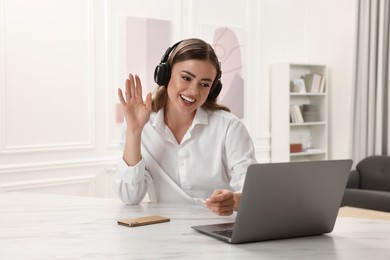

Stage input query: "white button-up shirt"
[{"left": 114, "top": 107, "right": 257, "bottom": 205}]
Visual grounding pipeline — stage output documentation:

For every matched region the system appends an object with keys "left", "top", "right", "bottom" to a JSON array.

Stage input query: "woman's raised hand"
[{"left": 118, "top": 74, "right": 152, "bottom": 133}]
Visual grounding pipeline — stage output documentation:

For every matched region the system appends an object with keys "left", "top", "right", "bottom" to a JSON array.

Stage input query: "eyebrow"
[{"left": 182, "top": 70, "right": 214, "bottom": 82}]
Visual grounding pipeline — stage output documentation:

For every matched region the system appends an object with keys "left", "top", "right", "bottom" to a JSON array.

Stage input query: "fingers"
[
  {"left": 128, "top": 74, "right": 136, "bottom": 100},
  {"left": 215, "top": 208, "right": 234, "bottom": 216},
  {"left": 209, "top": 189, "right": 232, "bottom": 203},
  {"left": 145, "top": 92, "right": 152, "bottom": 111},
  {"left": 121, "top": 74, "right": 145, "bottom": 103},
  {"left": 128, "top": 74, "right": 143, "bottom": 99},
  {"left": 118, "top": 88, "right": 125, "bottom": 105},
  {"left": 206, "top": 196, "right": 233, "bottom": 207},
  {"left": 207, "top": 203, "right": 235, "bottom": 216},
  {"left": 135, "top": 75, "right": 142, "bottom": 98},
  {"left": 124, "top": 79, "right": 130, "bottom": 102},
  {"left": 205, "top": 189, "right": 235, "bottom": 216}
]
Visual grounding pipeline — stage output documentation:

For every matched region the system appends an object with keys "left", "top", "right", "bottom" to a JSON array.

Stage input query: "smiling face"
[{"left": 165, "top": 59, "right": 217, "bottom": 117}]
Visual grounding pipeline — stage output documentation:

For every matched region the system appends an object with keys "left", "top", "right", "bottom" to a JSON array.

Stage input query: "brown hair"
[{"left": 152, "top": 38, "right": 230, "bottom": 112}]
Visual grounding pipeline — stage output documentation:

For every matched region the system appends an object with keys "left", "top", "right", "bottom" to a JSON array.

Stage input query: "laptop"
[{"left": 192, "top": 159, "right": 353, "bottom": 244}]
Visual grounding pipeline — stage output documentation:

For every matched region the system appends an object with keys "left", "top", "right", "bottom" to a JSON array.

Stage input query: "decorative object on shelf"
[
  {"left": 290, "top": 79, "right": 306, "bottom": 93},
  {"left": 290, "top": 143, "right": 303, "bottom": 153}
]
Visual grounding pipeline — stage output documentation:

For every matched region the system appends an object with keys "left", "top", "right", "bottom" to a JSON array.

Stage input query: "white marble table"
[{"left": 1, "top": 192, "right": 390, "bottom": 260}]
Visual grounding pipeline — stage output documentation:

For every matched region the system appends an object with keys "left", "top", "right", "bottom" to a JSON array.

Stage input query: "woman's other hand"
[{"left": 205, "top": 189, "right": 241, "bottom": 216}]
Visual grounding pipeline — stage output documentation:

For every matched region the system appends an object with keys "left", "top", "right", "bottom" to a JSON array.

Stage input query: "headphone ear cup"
[
  {"left": 154, "top": 63, "right": 171, "bottom": 86},
  {"left": 208, "top": 80, "right": 222, "bottom": 101}
]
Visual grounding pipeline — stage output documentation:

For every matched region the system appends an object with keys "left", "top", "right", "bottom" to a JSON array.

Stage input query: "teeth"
[{"left": 181, "top": 95, "right": 195, "bottom": 103}]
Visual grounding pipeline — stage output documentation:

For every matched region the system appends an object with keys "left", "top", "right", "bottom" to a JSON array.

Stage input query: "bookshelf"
[{"left": 271, "top": 63, "right": 328, "bottom": 162}]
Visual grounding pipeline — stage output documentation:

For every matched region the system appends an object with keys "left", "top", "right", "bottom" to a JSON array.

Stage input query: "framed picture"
[{"left": 201, "top": 25, "right": 245, "bottom": 119}]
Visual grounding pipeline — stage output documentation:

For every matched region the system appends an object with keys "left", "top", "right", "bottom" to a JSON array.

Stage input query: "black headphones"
[{"left": 153, "top": 41, "right": 223, "bottom": 101}]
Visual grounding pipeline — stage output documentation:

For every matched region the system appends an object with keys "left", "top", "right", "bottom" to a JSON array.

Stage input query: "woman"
[{"left": 114, "top": 38, "right": 257, "bottom": 216}]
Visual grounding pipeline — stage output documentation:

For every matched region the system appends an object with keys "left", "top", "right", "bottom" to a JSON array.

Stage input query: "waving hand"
[{"left": 118, "top": 74, "right": 152, "bottom": 133}]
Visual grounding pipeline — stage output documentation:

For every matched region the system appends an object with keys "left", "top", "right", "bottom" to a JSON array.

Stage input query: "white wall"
[
  {"left": 0, "top": 0, "right": 120, "bottom": 196},
  {"left": 307, "top": 0, "right": 357, "bottom": 159},
  {"left": 0, "top": 0, "right": 357, "bottom": 196}
]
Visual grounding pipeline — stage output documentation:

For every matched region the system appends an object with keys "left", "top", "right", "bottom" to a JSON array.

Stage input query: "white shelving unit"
[{"left": 271, "top": 63, "right": 328, "bottom": 162}]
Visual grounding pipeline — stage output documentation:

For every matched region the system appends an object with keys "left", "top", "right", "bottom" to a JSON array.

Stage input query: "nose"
[{"left": 187, "top": 81, "right": 199, "bottom": 94}]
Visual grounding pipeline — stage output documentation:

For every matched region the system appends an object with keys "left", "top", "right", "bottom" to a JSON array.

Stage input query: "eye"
[
  {"left": 200, "top": 82, "right": 211, "bottom": 88},
  {"left": 181, "top": 75, "right": 191, "bottom": 81}
]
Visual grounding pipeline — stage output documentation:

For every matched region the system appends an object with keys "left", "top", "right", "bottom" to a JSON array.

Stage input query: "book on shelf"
[
  {"left": 289, "top": 105, "right": 304, "bottom": 123},
  {"left": 302, "top": 73, "right": 326, "bottom": 93},
  {"left": 319, "top": 76, "right": 326, "bottom": 93},
  {"left": 302, "top": 104, "right": 320, "bottom": 122}
]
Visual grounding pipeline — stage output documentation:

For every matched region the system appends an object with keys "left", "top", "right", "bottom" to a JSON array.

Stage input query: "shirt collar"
[
  {"left": 152, "top": 107, "right": 209, "bottom": 130},
  {"left": 193, "top": 107, "right": 209, "bottom": 126},
  {"left": 151, "top": 108, "right": 165, "bottom": 130}
]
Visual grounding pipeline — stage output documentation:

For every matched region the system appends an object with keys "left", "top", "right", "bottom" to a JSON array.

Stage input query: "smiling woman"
[
  {"left": 115, "top": 38, "right": 257, "bottom": 216},
  {"left": 166, "top": 59, "right": 216, "bottom": 116},
  {"left": 163, "top": 59, "right": 217, "bottom": 143},
  {"left": 152, "top": 39, "right": 228, "bottom": 113}
]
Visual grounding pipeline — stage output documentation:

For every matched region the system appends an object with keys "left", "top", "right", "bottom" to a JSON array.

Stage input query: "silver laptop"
[{"left": 192, "top": 159, "right": 353, "bottom": 244}]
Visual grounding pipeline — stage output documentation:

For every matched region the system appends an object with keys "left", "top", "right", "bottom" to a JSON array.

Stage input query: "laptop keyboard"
[{"left": 212, "top": 229, "right": 234, "bottom": 238}]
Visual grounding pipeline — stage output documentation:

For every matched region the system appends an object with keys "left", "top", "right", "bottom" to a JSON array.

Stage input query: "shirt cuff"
[{"left": 117, "top": 157, "right": 146, "bottom": 185}]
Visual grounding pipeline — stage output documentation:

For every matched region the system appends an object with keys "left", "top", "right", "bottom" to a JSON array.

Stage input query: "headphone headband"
[{"left": 159, "top": 41, "right": 183, "bottom": 64}]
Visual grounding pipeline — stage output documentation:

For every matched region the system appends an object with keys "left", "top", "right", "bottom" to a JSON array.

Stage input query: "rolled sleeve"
[
  {"left": 116, "top": 157, "right": 147, "bottom": 185},
  {"left": 114, "top": 157, "right": 149, "bottom": 204}
]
